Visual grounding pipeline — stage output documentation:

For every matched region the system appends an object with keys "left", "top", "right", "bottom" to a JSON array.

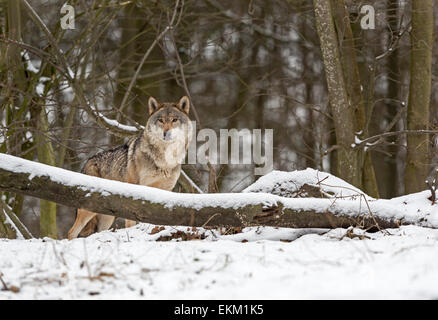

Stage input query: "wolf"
[{"left": 67, "top": 96, "right": 193, "bottom": 240}]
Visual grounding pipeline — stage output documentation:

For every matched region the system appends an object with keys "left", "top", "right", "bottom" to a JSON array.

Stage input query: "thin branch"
[
  {"left": 375, "top": 21, "right": 411, "bottom": 61},
  {"left": 353, "top": 130, "right": 438, "bottom": 149},
  {"left": 322, "top": 145, "right": 341, "bottom": 156}
]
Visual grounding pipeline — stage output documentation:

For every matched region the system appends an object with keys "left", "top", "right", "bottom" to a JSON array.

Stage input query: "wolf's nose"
[{"left": 163, "top": 130, "right": 172, "bottom": 140}]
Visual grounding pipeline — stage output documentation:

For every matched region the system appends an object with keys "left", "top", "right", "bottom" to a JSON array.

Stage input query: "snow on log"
[{"left": 0, "top": 153, "right": 437, "bottom": 230}]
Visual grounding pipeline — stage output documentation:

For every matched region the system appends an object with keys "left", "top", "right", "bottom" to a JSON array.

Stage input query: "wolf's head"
[{"left": 145, "top": 96, "right": 193, "bottom": 146}]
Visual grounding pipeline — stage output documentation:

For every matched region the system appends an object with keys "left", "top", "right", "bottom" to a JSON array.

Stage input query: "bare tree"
[
  {"left": 405, "top": 0, "right": 434, "bottom": 194},
  {"left": 313, "top": 0, "right": 361, "bottom": 188}
]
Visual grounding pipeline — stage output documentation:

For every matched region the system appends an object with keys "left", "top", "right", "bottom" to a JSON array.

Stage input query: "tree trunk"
[
  {"left": 405, "top": 0, "right": 433, "bottom": 194},
  {"left": 313, "top": 0, "right": 360, "bottom": 188},
  {"left": 4, "top": 0, "right": 26, "bottom": 218},
  {"left": 383, "top": 0, "right": 401, "bottom": 198},
  {"left": 302, "top": 17, "right": 316, "bottom": 169},
  {"left": 330, "top": 0, "right": 379, "bottom": 198},
  {"left": 36, "top": 108, "right": 58, "bottom": 239}
]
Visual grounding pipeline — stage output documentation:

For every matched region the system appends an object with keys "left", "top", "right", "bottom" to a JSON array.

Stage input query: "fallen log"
[{"left": 0, "top": 153, "right": 431, "bottom": 232}]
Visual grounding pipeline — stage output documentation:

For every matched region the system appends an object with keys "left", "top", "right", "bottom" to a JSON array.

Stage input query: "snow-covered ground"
[
  {"left": 1, "top": 223, "right": 438, "bottom": 299},
  {"left": 1, "top": 154, "right": 437, "bottom": 299}
]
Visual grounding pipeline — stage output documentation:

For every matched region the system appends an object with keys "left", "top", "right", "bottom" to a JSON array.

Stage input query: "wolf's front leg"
[
  {"left": 68, "top": 209, "right": 97, "bottom": 240},
  {"left": 97, "top": 214, "right": 116, "bottom": 232},
  {"left": 125, "top": 219, "right": 136, "bottom": 228}
]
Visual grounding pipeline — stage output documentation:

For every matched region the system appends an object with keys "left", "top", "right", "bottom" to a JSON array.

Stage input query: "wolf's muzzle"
[{"left": 163, "top": 130, "right": 172, "bottom": 141}]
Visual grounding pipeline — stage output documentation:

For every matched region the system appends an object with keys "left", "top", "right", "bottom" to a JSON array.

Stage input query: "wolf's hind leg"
[
  {"left": 68, "top": 209, "right": 97, "bottom": 240},
  {"left": 125, "top": 219, "right": 136, "bottom": 228},
  {"left": 97, "top": 214, "right": 115, "bottom": 232}
]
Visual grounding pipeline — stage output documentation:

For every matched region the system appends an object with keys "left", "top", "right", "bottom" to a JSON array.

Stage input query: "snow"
[
  {"left": 354, "top": 135, "right": 363, "bottom": 146},
  {"left": 88, "top": 101, "right": 141, "bottom": 133},
  {"left": 21, "top": 51, "right": 39, "bottom": 74},
  {"left": 35, "top": 83, "right": 45, "bottom": 96},
  {"left": 243, "top": 168, "right": 369, "bottom": 198},
  {"left": 1, "top": 224, "right": 438, "bottom": 299},
  {"left": 98, "top": 113, "right": 142, "bottom": 133},
  {"left": 1, "top": 154, "right": 438, "bottom": 299}
]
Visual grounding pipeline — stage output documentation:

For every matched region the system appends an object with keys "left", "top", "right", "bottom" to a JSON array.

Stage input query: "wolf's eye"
[
  {"left": 172, "top": 118, "right": 178, "bottom": 123},
  {"left": 157, "top": 119, "right": 164, "bottom": 123}
]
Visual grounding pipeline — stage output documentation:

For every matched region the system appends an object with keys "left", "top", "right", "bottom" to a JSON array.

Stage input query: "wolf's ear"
[
  {"left": 148, "top": 97, "right": 159, "bottom": 115},
  {"left": 177, "top": 96, "right": 190, "bottom": 115}
]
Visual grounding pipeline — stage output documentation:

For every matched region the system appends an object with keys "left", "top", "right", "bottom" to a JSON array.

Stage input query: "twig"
[
  {"left": 375, "top": 21, "right": 411, "bottom": 61},
  {"left": 0, "top": 272, "right": 8, "bottom": 291},
  {"left": 201, "top": 213, "right": 221, "bottom": 228},
  {"left": 180, "top": 170, "right": 203, "bottom": 193},
  {"left": 322, "top": 145, "right": 341, "bottom": 156},
  {"left": 353, "top": 130, "right": 438, "bottom": 149}
]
